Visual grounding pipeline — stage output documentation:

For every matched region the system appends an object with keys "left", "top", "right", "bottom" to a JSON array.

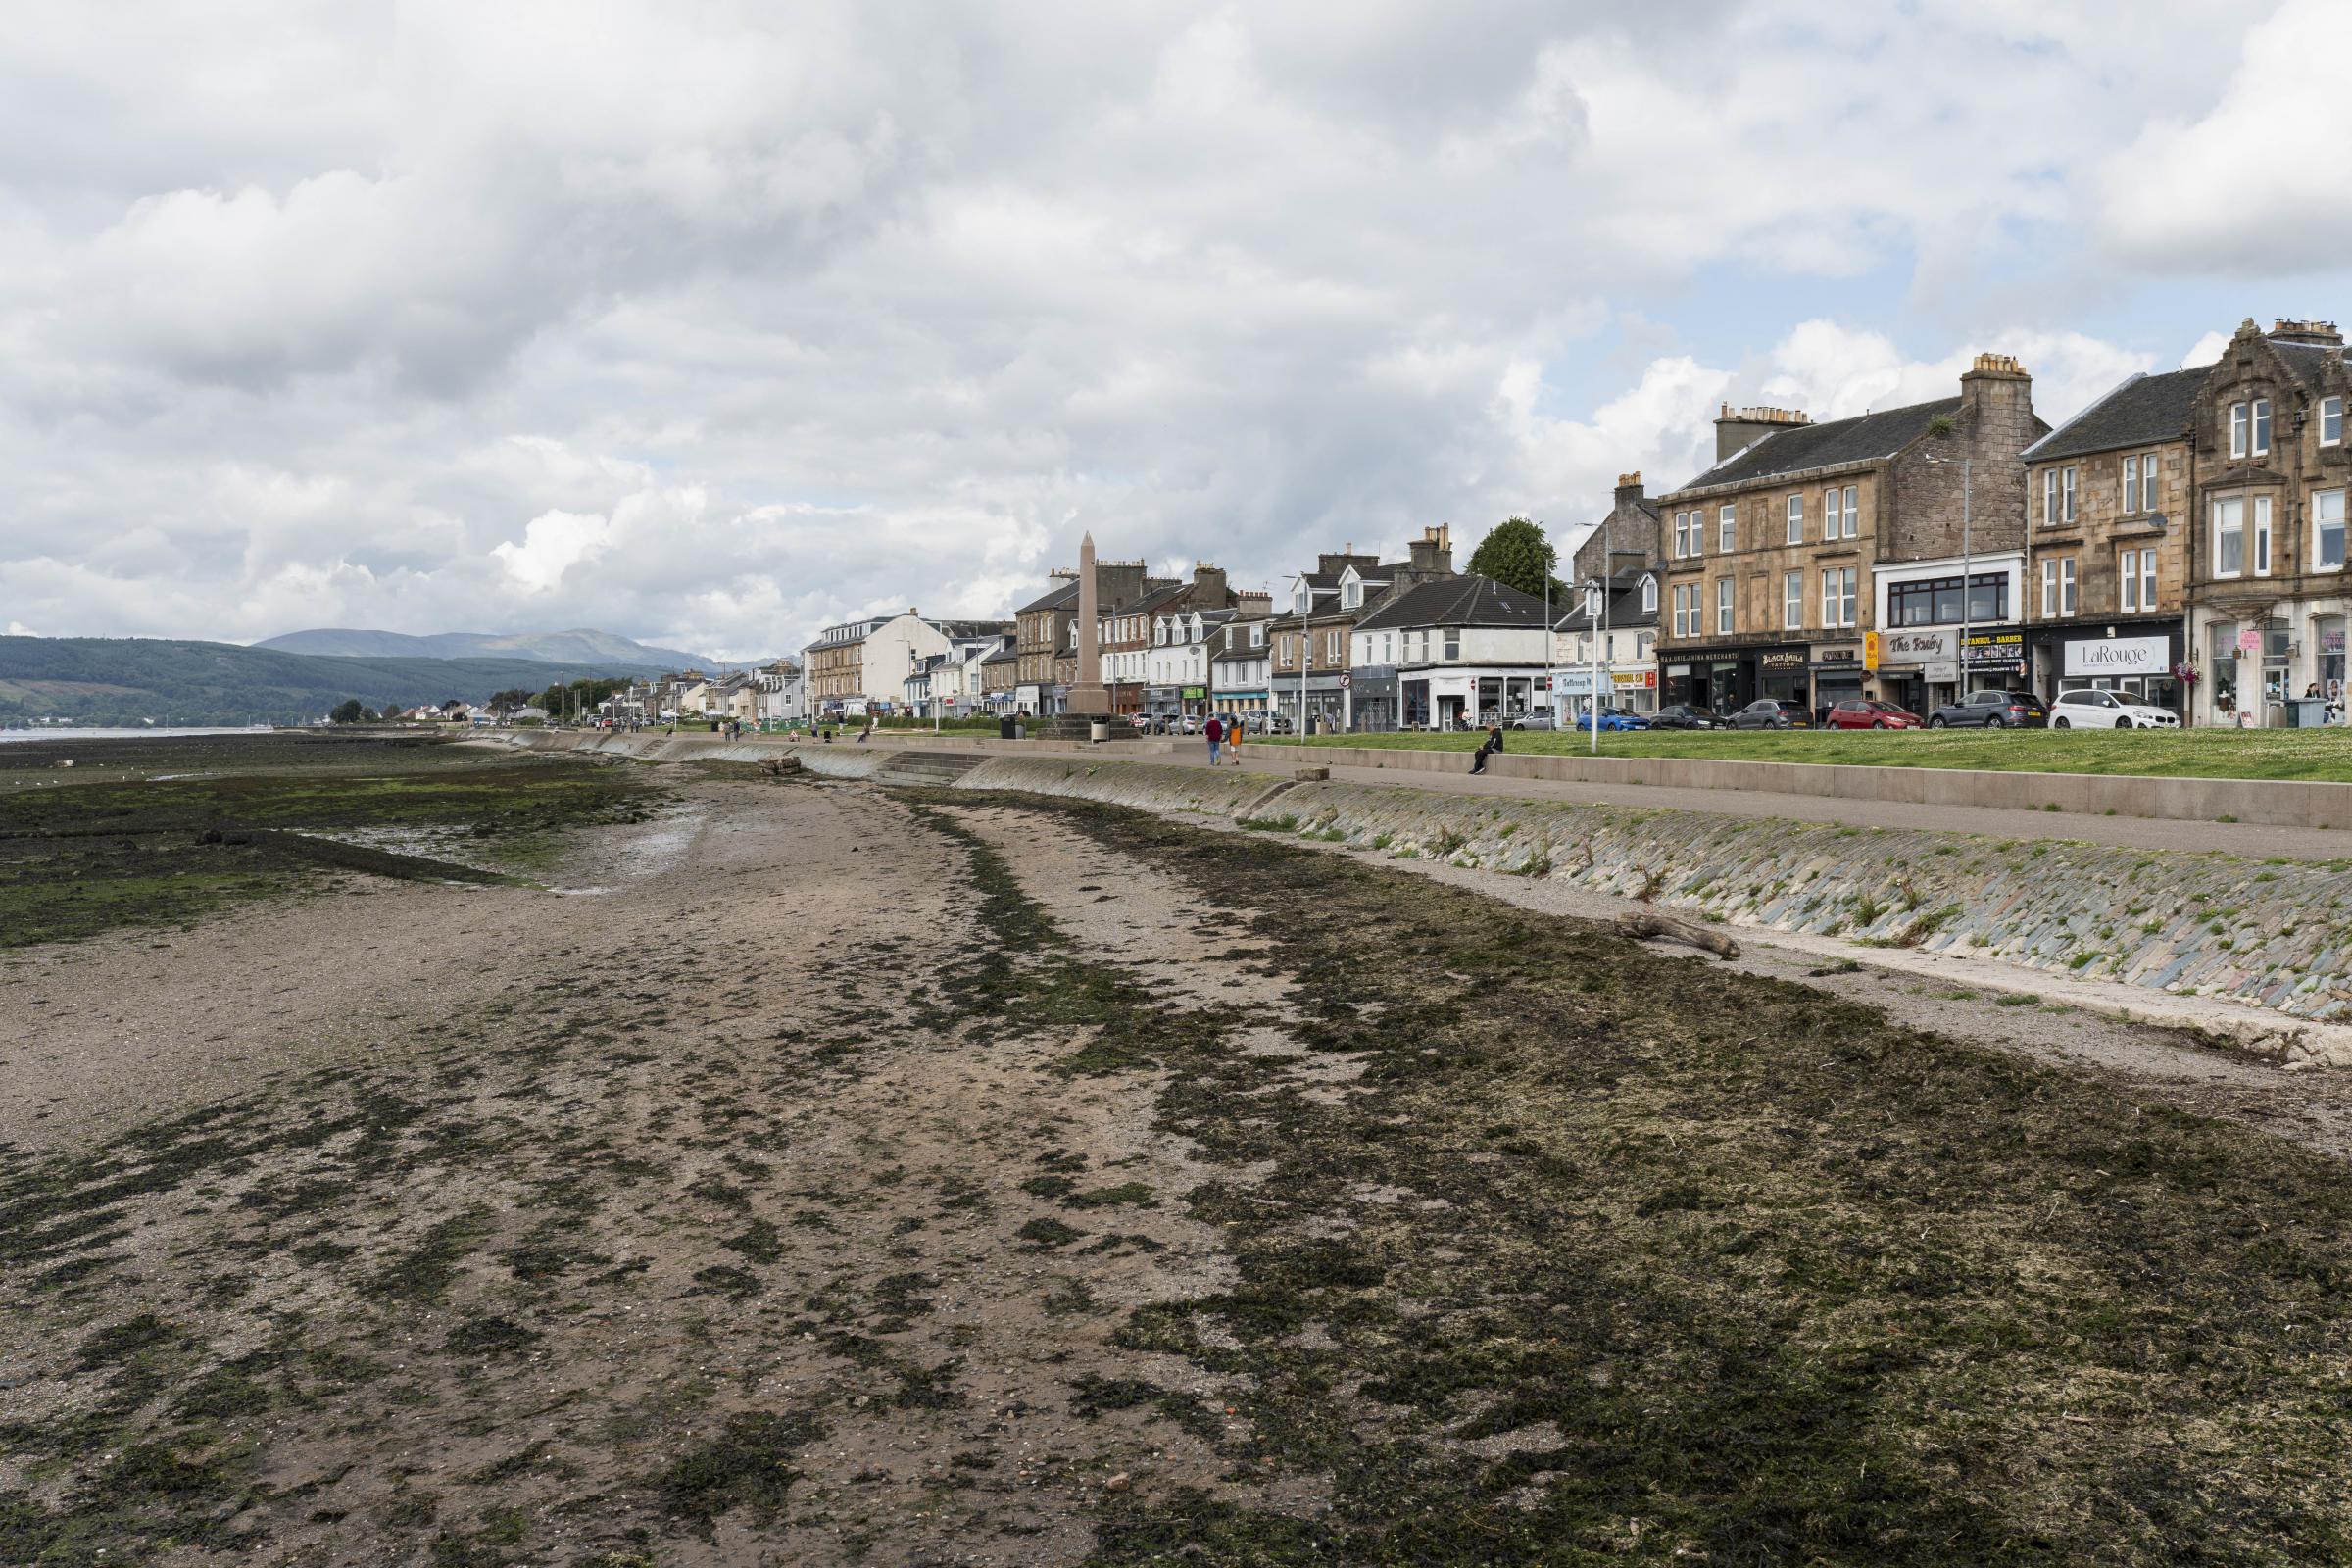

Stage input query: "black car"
[
  {"left": 1728, "top": 698, "right": 1812, "bottom": 729},
  {"left": 1926, "top": 689, "right": 2049, "bottom": 728},
  {"left": 1650, "top": 703, "right": 1727, "bottom": 730}
]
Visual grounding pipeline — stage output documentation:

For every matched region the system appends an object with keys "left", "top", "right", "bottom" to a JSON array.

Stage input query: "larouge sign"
[{"left": 2063, "top": 635, "right": 2168, "bottom": 677}]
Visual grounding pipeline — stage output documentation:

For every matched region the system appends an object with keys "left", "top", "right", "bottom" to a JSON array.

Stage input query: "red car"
[{"left": 1827, "top": 698, "right": 1924, "bottom": 730}]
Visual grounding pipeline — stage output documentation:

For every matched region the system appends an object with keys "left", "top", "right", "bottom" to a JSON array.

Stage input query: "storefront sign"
[
  {"left": 1880, "top": 628, "right": 1957, "bottom": 664},
  {"left": 1556, "top": 670, "right": 1597, "bottom": 696},
  {"left": 1863, "top": 631, "right": 1881, "bottom": 670},
  {"left": 1666, "top": 663, "right": 1691, "bottom": 677},
  {"left": 1962, "top": 628, "right": 2026, "bottom": 669},
  {"left": 2237, "top": 627, "right": 2262, "bottom": 654},
  {"left": 1760, "top": 650, "right": 1807, "bottom": 670},
  {"left": 1811, "top": 642, "right": 1863, "bottom": 669},
  {"left": 1924, "top": 661, "right": 1960, "bottom": 682},
  {"left": 2063, "top": 636, "right": 2168, "bottom": 677},
  {"left": 1180, "top": 686, "right": 1206, "bottom": 700},
  {"left": 1610, "top": 669, "right": 1656, "bottom": 689}
]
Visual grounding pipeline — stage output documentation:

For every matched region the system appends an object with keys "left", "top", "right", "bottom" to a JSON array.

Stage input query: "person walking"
[
  {"left": 1227, "top": 713, "right": 1244, "bottom": 766},
  {"left": 1469, "top": 722, "right": 1504, "bottom": 775},
  {"left": 1203, "top": 712, "right": 1224, "bottom": 766}
]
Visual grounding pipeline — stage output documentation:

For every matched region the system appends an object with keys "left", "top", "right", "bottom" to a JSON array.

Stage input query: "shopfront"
[
  {"left": 2027, "top": 623, "right": 2184, "bottom": 715},
  {"left": 1961, "top": 627, "right": 2028, "bottom": 692},
  {"left": 1809, "top": 641, "right": 1865, "bottom": 720},
  {"left": 2193, "top": 601, "right": 2351, "bottom": 726},
  {"left": 1659, "top": 644, "right": 1801, "bottom": 712},
  {"left": 1348, "top": 665, "right": 1397, "bottom": 732},
  {"left": 1610, "top": 666, "right": 1657, "bottom": 714},
  {"left": 1873, "top": 627, "right": 1956, "bottom": 717},
  {"left": 1396, "top": 667, "right": 1544, "bottom": 729}
]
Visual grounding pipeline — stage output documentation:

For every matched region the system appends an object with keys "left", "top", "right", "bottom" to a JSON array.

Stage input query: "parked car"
[
  {"left": 1728, "top": 699, "right": 1813, "bottom": 729},
  {"left": 1927, "top": 689, "right": 2049, "bottom": 728},
  {"left": 2049, "top": 688, "right": 2180, "bottom": 729},
  {"left": 1507, "top": 711, "right": 1559, "bottom": 730},
  {"left": 1826, "top": 698, "right": 1925, "bottom": 730},
  {"left": 1590, "top": 706, "right": 1650, "bottom": 731},
  {"left": 1649, "top": 703, "right": 1728, "bottom": 730}
]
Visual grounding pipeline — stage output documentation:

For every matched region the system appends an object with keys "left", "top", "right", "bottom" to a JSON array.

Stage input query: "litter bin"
[
  {"left": 999, "top": 715, "right": 1017, "bottom": 740},
  {"left": 1013, "top": 721, "right": 1027, "bottom": 740},
  {"left": 2292, "top": 697, "right": 2328, "bottom": 728},
  {"left": 1089, "top": 721, "right": 1108, "bottom": 743}
]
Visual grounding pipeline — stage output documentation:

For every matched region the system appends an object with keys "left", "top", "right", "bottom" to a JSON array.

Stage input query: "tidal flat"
[
  {"left": 0, "top": 731, "right": 663, "bottom": 947},
  {"left": 2, "top": 750, "right": 2350, "bottom": 1565}
]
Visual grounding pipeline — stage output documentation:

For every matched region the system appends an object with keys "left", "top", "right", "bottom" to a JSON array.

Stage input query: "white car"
[{"left": 2049, "top": 688, "right": 2180, "bottom": 729}]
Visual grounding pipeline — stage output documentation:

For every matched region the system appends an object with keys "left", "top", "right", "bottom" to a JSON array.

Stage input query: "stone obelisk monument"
[{"left": 1061, "top": 530, "right": 1114, "bottom": 720}]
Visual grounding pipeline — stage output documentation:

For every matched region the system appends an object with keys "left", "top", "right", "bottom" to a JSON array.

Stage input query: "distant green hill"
[
  {"left": 256, "top": 625, "right": 710, "bottom": 667},
  {"left": 0, "top": 636, "right": 661, "bottom": 727}
]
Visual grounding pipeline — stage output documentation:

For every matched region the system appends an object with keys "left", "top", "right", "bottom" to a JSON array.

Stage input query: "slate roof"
[
  {"left": 2023, "top": 368, "right": 2207, "bottom": 464},
  {"left": 1672, "top": 397, "right": 1964, "bottom": 493},
  {"left": 1016, "top": 579, "right": 1081, "bottom": 614},
  {"left": 1351, "top": 573, "right": 1550, "bottom": 632},
  {"left": 2270, "top": 338, "right": 2340, "bottom": 392},
  {"left": 1553, "top": 567, "right": 1659, "bottom": 633}
]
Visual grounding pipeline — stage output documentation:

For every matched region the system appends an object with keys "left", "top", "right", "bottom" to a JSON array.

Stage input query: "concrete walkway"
[{"left": 1156, "top": 745, "right": 2352, "bottom": 861}]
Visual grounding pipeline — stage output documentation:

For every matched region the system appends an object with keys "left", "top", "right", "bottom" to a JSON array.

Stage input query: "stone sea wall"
[{"left": 906, "top": 755, "right": 2352, "bottom": 1028}]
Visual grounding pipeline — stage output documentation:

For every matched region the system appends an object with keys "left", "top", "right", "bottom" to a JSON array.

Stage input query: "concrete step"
[{"left": 871, "top": 750, "right": 988, "bottom": 788}]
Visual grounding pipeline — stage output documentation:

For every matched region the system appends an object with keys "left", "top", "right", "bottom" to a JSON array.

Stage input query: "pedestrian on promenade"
[
  {"left": 1227, "top": 714, "right": 1244, "bottom": 766},
  {"left": 1204, "top": 713, "right": 1224, "bottom": 765},
  {"left": 1469, "top": 722, "right": 1503, "bottom": 775}
]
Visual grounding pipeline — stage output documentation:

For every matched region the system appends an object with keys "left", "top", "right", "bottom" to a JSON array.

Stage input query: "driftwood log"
[{"left": 1614, "top": 910, "right": 1740, "bottom": 959}]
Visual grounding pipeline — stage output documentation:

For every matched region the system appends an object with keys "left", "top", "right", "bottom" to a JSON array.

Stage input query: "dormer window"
[
  {"left": 1340, "top": 570, "right": 1362, "bottom": 610},
  {"left": 1294, "top": 585, "right": 1310, "bottom": 613},
  {"left": 1641, "top": 575, "right": 1657, "bottom": 613}
]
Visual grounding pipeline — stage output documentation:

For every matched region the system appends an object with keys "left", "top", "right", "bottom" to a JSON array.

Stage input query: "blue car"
[{"left": 1584, "top": 707, "right": 1649, "bottom": 732}]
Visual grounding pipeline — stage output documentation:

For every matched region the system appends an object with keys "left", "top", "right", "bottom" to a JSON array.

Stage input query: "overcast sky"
[{"left": 4, "top": 0, "right": 2345, "bottom": 661}]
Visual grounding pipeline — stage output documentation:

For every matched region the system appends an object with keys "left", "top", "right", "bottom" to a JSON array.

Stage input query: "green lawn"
[{"left": 1285, "top": 725, "right": 2352, "bottom": 781}]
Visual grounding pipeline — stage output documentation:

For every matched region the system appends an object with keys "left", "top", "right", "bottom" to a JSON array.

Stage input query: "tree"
[
  {"left": 1467, "top": 516, "right": 1558, "bottom": 598},
  {"left": 487, "top": 687, "right": 536, "bottom": 715},
  {"left": 330, "top": 698, "right": 365, "bottom": 724}
]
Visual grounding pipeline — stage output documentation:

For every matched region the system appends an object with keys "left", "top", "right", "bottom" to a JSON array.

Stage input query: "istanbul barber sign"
[{"left": 2063, "top": 635, "right": 2169, "bottom": 678}]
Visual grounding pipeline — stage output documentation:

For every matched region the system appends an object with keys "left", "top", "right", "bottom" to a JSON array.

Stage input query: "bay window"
[
  {"left": 2318, "top": 489, "right": 2347, "bottom": 571},
  {"left": 2214, "top": 496, "right": 2244, "bottom": 576}
]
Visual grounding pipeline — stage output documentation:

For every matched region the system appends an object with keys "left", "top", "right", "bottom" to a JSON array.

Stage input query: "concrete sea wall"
[{"left": 492, "top": 730, "right": 2352, "bottom": 1047}]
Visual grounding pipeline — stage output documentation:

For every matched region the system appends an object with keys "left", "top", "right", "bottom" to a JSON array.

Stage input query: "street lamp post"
[{"left": 1583, "top": 578, "right": 1603, "bottom": 755}]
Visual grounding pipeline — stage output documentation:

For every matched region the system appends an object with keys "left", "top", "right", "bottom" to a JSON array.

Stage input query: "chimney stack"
[
  {"left": 1714, "top": 404, "right": 1811, "bottom": 461},
  {"left": 1959, "top": 351, "right": 2034, "bottom": 426},
  {"left": 2271, "top": 318, "right": 2344, "bottom": 348}
]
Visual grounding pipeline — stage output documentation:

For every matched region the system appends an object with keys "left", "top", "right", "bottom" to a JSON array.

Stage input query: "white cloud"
[
  {"left": 2097, "top": 0, "right": 2352, "bottom": 272},
  {"left": 0, "top": 2, "right": 2334, "bottom": 662}
]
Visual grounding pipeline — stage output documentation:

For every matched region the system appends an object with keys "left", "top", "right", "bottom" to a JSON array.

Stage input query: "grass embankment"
[
  {"left": 1290, "top": 724, "right": 2352, "bottom": 781},
  {"left": 0, "top": 733, "right": 660, "bottom": 947},
  {"left": 977, "top": 793, "right": 2352, "bottom": 1564}
]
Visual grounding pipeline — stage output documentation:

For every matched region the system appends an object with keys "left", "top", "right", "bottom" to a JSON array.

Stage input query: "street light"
[{"left": 1582, "top": 577, "right": 1604, "bottom": 754}]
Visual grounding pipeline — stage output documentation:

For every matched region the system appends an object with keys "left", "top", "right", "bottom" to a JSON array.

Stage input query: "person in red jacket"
[{"left": 1203, "top": 713, "right": 1225, "bottom": 765}]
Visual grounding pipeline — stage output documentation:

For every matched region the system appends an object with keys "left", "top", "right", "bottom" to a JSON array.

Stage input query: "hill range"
[
  {"left": 0, "top": 636, "right": 673, "bottom": 728},
  {"left": 255, "top": 626, "right": 710, "bottom": 668}
]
